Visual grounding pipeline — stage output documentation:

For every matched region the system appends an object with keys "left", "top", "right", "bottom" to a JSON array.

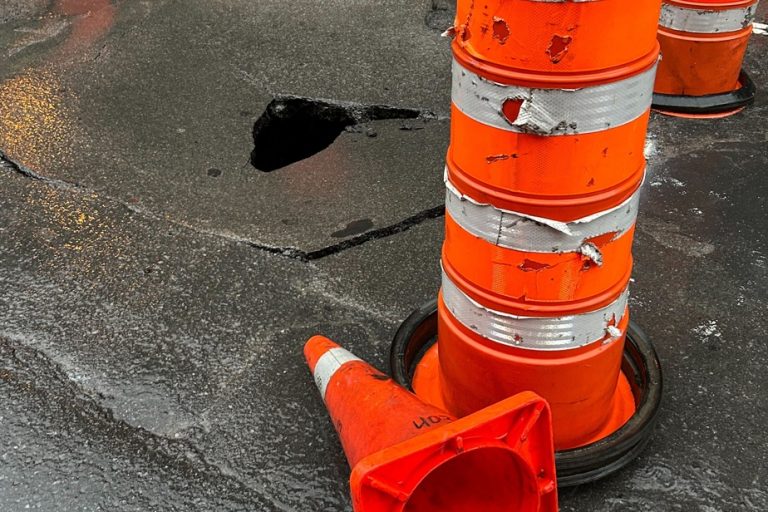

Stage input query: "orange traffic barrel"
[
  {"left": 390, "top": 0, "right": 664, "bottom": 486},
  {"left": 652, "top": 0, "right": 759, "bottom": 117},
  {"left": 304, "top": 336, "right": 559, "bottom": 512}
]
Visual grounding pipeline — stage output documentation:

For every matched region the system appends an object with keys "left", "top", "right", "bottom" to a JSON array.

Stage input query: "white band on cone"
[
  {"left": 445, "top": 171, "right": 640, "bottom": 258},
  {"left": 441, "top": 270, "right": 629, "bottom": 351},
  {"left": 659, "top": 4, "right": 757, "bottom": 33},
  {"left": 451, "top": 59, "right": 656, "bottom": 136},
  {"left": 313, "top": 348, "right": 362, "bottom": 400}
]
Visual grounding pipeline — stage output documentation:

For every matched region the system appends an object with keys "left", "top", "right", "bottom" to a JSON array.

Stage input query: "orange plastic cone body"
[
  {"left": 410, "top": 0, "right": 662, "bottom": 451},
  {"left": 653, "top": 0, "right": 758, "bottom": 96},
  {"left": 304, "top": 336, "right": 558, "bottom": 512}
]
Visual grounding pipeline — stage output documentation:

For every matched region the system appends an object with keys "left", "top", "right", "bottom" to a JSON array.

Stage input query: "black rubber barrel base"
[
  {"left": 652, "top": 69, "right": 756, "bottom": 116},
  {"left": 390, "top": 299, "right": 663, "bottom": 487}
]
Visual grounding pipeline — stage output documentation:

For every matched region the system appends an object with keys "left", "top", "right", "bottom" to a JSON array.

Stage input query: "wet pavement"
[{"left": 0, "top": 1, "right": 766, "bottom": 511}]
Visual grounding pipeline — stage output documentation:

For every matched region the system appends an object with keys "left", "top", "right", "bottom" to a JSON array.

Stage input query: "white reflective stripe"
[
  {"left": 313, "top": 348, "right": 362, "bottom": 400},
  {"left": 659, "top": 4, "right": 757, "bottom": 33},
  {"left": 451, "top": 59, "right": 656, "bottom": 136},
  {"left": 444, "top": 173, "right": 640, "bottom": 255},
  {"left": 442, "top": 270, "right": 629, "bottom": 351}
]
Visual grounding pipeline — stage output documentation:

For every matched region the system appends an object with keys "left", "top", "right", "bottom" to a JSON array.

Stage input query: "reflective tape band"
[
  {"left": 659, "top": 4, "right": 757, "bottom": 33},
  {"left": 445, "top": 172, "right": 640, "bottom": 257},
  {"left": 442, "top": 270, "right": 629, "bottom": 351},
  {"left": 451, "top": 59, "right": 656, "bottom": 136},
  {"left": 313, "top": 348, "right": 362, "bottom": 400}
]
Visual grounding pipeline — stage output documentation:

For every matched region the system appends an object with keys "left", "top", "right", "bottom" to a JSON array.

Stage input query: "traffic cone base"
[
  {"left": 652, "top": 69, "right": 756, "bottom": 118},
  {"left": 305, "top": 336, "right": 558, "bottom": 512},
  {"left": 351, "top": 393, "right": 558, "bottom": 512}
]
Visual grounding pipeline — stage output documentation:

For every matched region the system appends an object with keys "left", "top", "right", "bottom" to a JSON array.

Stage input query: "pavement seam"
[
  {"left": 1, "top": 149, "right": 83, "bottom": 189},
  {"left": 303, "top": 205, "right": 446, "bottom": 260},
  {"left": 1, "top": 148, "right": 446, "bottom": 263}
]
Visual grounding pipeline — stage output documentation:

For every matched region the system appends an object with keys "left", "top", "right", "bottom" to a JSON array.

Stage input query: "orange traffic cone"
[
  {"left": 652, "top": 0, "right": 759, "bottom": 117},
  {"left": 305, "top": 335, "right": 558, "bottom": 512}
]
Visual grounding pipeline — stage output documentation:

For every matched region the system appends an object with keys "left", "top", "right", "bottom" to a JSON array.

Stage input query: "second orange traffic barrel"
[{"left": 652, "top": 0, "right": 759, "bottom": 116}]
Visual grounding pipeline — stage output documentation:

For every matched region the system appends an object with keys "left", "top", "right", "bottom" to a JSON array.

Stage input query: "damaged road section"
[{"left": 250, "top": 96, "right": 436, "bottom": 171}]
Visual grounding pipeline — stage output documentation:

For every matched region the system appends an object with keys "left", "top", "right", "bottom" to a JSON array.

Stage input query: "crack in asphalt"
[
  {"left": 0, "top": 149, "right": 445, "bottom": 262},
  {"left": 1, "top": 149, "right": 39, "bottom": 179},
  {"left": 301, "top": 205, "right": 445, "bottom": 260},
  {"left": 1, "top": 149, "right": 86, "bottom": 189}
]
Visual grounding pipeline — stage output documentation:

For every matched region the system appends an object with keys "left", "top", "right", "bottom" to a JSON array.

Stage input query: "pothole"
[{"left": 250, "top": 96, "right": 431, "bottom": 172}]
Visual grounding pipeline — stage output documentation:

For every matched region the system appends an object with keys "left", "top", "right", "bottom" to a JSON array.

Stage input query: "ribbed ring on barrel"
[
  {"left": 441, "top": 270, "right": 629, "bottom": 351},
  {"left": 444, "top": 172, "right": 640, "bottom": 257}
]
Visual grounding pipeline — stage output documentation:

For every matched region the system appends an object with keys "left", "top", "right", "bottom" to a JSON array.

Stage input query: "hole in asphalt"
[{"left": 250, "top": 96, "right": 428, "bottom": 172}]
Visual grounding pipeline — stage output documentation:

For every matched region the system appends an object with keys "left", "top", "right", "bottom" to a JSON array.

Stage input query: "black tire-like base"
[
  {"left": 652, "top": 69, "right": 756, "bottom": 116},
  {"left": 390, "top": 299, "right": 663, "bottom": 487}
]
